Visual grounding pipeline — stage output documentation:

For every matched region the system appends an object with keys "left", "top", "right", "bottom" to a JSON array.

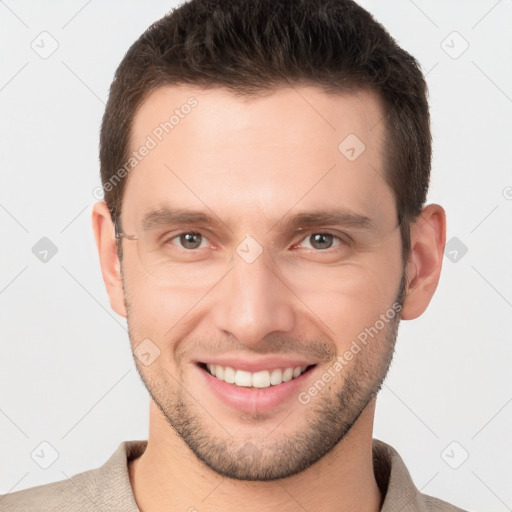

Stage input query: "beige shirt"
[{"left": 0, "top": 439, "right": 467, "bottom": 511}]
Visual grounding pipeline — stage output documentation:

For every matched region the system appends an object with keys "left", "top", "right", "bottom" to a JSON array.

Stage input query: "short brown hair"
[{"left": 100, "top": 0, "right": 431, "bottom": 264}]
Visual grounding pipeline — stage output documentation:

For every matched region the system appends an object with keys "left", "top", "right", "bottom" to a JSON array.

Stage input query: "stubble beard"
[{"left": 124, "top": 271, "right": 406, "bottom": 481}]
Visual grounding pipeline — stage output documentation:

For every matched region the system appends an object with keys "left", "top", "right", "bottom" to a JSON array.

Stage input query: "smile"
[{"left": 201, "top": 363, "right": 315, "bottom": 388}]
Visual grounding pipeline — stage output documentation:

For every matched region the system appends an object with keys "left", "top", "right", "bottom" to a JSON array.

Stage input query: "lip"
[{"left": 195, "top": 362, "right": 317, "bottom": 414}]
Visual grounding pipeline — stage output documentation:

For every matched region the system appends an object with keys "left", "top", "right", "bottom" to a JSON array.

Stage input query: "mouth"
[
  {"left": 197, "top": 362, "right": 317, "bottom": 389},
  {"left": 194, "top": 357, "right": 320, "bottom": 414}
]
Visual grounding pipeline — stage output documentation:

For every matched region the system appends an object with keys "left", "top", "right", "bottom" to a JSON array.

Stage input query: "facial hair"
[{"left": 125, "top": 271, "right": 406, "bottom": 481}]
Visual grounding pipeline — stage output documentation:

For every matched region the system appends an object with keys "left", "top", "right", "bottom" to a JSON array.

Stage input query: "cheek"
[
  {"left": 122, "top": 260, "right": 199, "bottom": 342},
  {"left": 293, "top": 257, "right": 402, "bottom": 346},
  {"left": 127, "top": 283, "right": 202, "bottom": 336},
  {"left": 122, "top": 241, "right": 206, "bottom": 312}
]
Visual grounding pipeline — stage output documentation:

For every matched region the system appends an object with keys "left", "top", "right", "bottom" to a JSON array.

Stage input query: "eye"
[
  {"left": 167, "top": 232, "right": 209, "bottom": 250},
  {"left": 296, "top": 232, "right": 347, "bottom": 251}
]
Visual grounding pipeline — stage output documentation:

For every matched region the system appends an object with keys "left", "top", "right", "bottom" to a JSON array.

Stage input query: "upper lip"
[{"left": 196, "top": 356, "right": 317, "bottom": 373}]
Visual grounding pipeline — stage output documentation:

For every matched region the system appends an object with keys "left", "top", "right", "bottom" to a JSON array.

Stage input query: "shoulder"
[
  {"left": 0, "top": 473, "right": 90, "bottom": 512},
  {"left": 0, "top": 440, "right": 146, "bottom": 512},
  {"left": 420, "top": 494, "right": 469, "bottom": 512},
  {"left": 373, "top": 439, "right": 469, "bottom": 512}
]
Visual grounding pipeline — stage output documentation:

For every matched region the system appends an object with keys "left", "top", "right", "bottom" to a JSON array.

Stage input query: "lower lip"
[{"left": 196, "top": 364, "right": 316, "bottom": 414}]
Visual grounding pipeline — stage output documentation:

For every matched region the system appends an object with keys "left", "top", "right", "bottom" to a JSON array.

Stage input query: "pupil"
[
  {"left": 180, "top": 233, "right": 202, "bottom": 249},
  {"left": 311, "top": 233, "right": 333, "bottom": 250}
]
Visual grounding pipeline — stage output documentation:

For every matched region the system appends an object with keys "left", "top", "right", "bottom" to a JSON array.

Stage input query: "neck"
[{"left": 129, "top": 400, "right": 382, "bottom": 512}]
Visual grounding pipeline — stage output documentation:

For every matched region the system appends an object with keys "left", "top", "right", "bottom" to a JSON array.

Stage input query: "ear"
[
  {"left": 401, "top": 204, "right": 446, "bottom": 320},
  {"left": 91, "top": 201, "right": 127, "bottom": 318}
]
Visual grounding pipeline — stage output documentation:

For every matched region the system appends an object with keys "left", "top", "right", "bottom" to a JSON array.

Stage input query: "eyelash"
[
  {"left": 294, "top": 232, "right": 350, "bottom": 251},
  {"left": 161, "top": 230, "right": 351, "bottom": 253}
]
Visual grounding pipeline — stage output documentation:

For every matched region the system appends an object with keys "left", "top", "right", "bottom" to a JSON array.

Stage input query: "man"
[{"left": 0, "top": 0, "right": 467, "bottom": 510}]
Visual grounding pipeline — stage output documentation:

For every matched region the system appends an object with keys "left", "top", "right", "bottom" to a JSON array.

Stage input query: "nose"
[{"left": 210, "top": 248, "right": 296, "bottom": 347}]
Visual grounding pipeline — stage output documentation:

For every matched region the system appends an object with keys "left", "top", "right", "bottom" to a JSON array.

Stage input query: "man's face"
[{"left": 119, "top": 85, "right": 405, "bottom": 480}]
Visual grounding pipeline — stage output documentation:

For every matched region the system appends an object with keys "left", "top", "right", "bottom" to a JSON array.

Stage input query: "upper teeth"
[{"left": 206, "top": 364, "right": 309, "bottom": 388}]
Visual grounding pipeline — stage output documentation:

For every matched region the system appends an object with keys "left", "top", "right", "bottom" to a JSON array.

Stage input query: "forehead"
[{"left": 123, "top": 84, "right": 394, "bottom": 230}]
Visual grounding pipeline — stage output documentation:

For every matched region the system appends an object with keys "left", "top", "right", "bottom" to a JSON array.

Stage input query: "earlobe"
[
  {"left": 400, "top": 204, "right": 446, "bottom": 320},
  {"left": 91, "top": 201, "right": 127, "bottom": 318}
]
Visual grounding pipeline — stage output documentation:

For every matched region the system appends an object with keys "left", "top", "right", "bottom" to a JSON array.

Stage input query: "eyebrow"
[
  {"left": 141, "top": 207, "right": 376, "bottom": 233},
  {"left": 274, "top": 209, "right": 375, "bottom": 232},
  {"left": 141, "top": 208, "right": 224, "bottom": 231}
]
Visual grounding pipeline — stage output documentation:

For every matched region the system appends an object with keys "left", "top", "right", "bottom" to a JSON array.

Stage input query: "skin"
[{"left": 92, "top": 85, "right": 446, "bottom": 512}]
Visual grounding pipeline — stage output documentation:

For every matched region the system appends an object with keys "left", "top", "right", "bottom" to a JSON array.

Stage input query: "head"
[{"left": 93, "top": 0, "right": 445, "bottom": 481}]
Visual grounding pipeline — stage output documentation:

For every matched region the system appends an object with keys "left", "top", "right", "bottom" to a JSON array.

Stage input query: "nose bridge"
[{"left": 211, "top": 247, "right": 295, "bottom": 345}]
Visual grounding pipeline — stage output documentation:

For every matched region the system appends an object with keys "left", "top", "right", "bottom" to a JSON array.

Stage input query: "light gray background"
[{"left": 0, "top": 1, "right": 511, "bottom": 510}]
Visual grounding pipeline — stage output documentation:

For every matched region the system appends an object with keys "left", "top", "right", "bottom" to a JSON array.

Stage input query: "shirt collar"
[{"left": 95, "top": 438, "right": 428, "bottom": 511}]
